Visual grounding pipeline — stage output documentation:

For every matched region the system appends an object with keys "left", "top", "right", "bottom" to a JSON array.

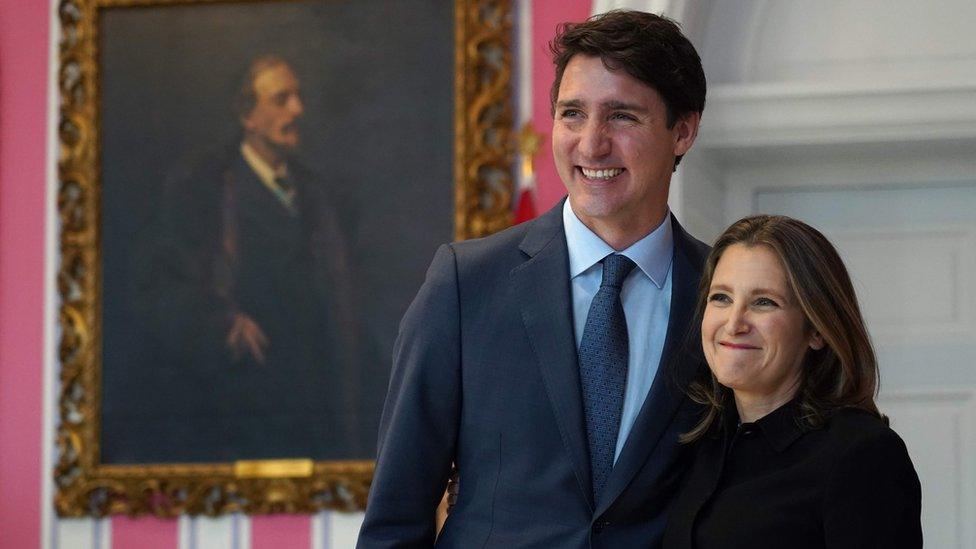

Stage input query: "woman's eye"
[
  {"left": 754, "top": 297, "right": 779, "bottom": 307},
  {"left": 708, "top": 293, "right": 731, "bottom": 304}
]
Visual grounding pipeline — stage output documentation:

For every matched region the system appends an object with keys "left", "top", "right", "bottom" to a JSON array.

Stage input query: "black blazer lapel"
[
  {"left": 596, "top": 218, "right": 708, "bottom": 514},
  {"left": 512, "top": 200, "right": 595, "bottom": 509}
]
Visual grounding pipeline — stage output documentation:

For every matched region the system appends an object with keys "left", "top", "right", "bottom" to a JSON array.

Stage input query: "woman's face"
[{"left": 701, "top": 244, "right": 824, "bottom": 408}]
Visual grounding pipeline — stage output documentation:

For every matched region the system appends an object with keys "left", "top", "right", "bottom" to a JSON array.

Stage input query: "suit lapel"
[
  {"left": 512, "top": 201, "right": 595, "bottom": 509},
  {"left": 596, "top": 218, "right": 706, "bottom": 514}
]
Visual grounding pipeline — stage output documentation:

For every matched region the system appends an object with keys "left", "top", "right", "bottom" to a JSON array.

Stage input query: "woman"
[{"left": 663, "top": 215, "right": 922, "bottom": 549}]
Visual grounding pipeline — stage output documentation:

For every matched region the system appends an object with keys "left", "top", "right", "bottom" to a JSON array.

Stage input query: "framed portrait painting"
[{"left": 56, "top": 0, "right": 514, "bottom": 515}]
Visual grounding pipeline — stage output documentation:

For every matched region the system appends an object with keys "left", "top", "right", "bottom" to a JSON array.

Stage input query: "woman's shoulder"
[
  {"left": 826, "top": 406, "right": 888, "bottom": 431},
  {"left": 820, "top": 407, "right": 915, "bottom": 468},
  {"left": 825, "top": 406, "right": 894, "bottom": 435},
  {"left": 815, "top": 409, "right": 923, "bottom": 547}
]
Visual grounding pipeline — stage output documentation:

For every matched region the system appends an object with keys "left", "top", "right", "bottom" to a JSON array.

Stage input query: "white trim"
[
  {"left": 723, "top": 165, "right": 976, "bottom": 230},
  {"left": 329, "top": 512, "right": 364, "bottom": 549},
  {"left": 43, "top": 0, "right": 62, "bottom": 546},
  {"left": 311, "top": 511, "right": 329, "bottom": 549},
  {"left": 877, "top": 386, "right": 976, "bottom": 404},
  {"left": 823, "top": 225, "right": 976, "bottom": 343},
  {"left": 876, "top": 388, "right": 976, "bottom": 549},
  {"left": 233, "top": 513, "right": 251, "bottom": 549},
  {"left": 591, "top": 0, "right": 669, "bottom": 16},
  {"left": 516, "top": 0, "right": 532, "bottom": 127},
  {"left": 98, "top": 518, "right": 111, "bottom": 549},
  {"left": 186, "top": 515, "right": 240, "bottom": 549},
  {"left": 668, "top": 170, "right": 684, "bottom": 223},
  {"left": 647, "top": 0, "right": 677, "bottom": 18},
  {"left": 179, "top": 516, "right": 193, "bottom": 549},
  {"left": 699, "top": 82, "right": 976, "bottom": 150},
  {"left": 56, "top": 518, "right": 98, "bottom": 549},
  {"left": 514, "top": 0, "right": 534, "bottom": 200},
  {"left": 738, "top": 0, "right": 770, "bottom": 84}
]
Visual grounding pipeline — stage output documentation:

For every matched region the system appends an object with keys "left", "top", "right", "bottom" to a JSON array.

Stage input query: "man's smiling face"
[{"left": 552, "top": 54, "right": 697, "bottom": 244}]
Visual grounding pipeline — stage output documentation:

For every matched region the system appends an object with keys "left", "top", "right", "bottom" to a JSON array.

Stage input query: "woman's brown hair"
[{"left": 682, "top": 215, "right": 881, "bottom": 442}]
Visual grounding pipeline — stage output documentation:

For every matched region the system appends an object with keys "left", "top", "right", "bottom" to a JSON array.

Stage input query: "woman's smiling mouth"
[{"left": 719, "top": 341, "right": 761, "bottom": 350}]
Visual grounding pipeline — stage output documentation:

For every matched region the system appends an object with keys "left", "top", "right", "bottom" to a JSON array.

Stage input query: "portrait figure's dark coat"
[{"left": 126, "top": 145, "right": 367, "bottom": 460}]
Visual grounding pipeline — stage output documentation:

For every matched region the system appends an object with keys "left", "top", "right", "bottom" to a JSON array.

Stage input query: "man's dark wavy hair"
[
  {"left": 549, "top": 10, "right": 706, "bottom": 168},
  {"left": 234, "top": 54, "right": 291, "bottom": 121}
]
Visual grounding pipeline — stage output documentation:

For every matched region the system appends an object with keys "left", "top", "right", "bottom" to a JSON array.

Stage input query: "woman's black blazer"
[{"left": 663, "top": 403, "right": 922, "bottom": 549}]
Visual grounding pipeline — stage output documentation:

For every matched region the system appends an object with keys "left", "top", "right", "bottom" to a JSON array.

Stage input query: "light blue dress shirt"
[{"left": 562, "top": 200, "right": 674, "bottom": 463}]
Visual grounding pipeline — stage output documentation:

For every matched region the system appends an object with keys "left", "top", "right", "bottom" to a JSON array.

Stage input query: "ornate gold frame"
[{"left": 56, "top": 0, "right": 513, "bottom": 516}]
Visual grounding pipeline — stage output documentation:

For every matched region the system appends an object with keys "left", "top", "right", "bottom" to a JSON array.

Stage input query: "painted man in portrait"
[{"left": 133, "top": 55, "right": 365, "bottom": 461}]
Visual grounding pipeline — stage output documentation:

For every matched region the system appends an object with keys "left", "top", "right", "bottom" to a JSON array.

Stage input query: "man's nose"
[
  {"left": 288, "top": 95, "right": 304, "bottom": 116},
  {"left": 578, "top": 121, "right": 611, "bottom": 158}
]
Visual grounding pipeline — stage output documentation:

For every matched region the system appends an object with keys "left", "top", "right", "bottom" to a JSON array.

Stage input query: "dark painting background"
[{"left": 99, "top": 0, "right": 454, "bottom": 463}]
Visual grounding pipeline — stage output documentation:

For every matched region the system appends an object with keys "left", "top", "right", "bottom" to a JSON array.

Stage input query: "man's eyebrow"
[
  {"left": 554, "top": 99, "right": 583, "bottom": 109},
  {"left": 554, "top": 99, "right": 649, "bottom": 113},
  {"left": 604, "top": 100, "right": 647, "bottom": 112}
]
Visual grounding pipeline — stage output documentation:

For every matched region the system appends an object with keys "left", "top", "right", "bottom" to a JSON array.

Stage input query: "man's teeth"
[{"left": 581, "top": 168, "right": 623, "bottom": 180}]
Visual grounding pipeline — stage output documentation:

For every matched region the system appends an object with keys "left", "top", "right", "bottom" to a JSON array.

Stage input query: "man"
[
  {"left": 358, "top": 10, "right": 708, "bottom": 548},
  {"left": 133, "top": 55, "right": 363, "bottom": 460}
]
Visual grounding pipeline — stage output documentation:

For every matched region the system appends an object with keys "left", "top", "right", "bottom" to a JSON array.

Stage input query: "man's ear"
[
  {"left": 673, "top": 111, "right": 701, "bottom": 157},
  {"left": 240, "top": 113, "right": 255, "bottom": 133}
]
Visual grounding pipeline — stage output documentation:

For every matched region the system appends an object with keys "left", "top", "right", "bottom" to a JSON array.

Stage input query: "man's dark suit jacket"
[{"left": 358, "top": 200, "right": 710, "bottom": 548}]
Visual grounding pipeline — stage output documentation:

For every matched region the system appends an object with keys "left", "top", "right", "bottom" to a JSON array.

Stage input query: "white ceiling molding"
[
  {"left": 698, "top": 81, "right": 976, "bottom": 151},
  {"left": 694, "top": 0, "right": 976, "bottom": 153},
  {"left": 591, "top": 0, "right": 684, "bottom": 19}
]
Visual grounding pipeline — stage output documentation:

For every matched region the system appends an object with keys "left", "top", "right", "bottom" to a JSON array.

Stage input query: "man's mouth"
[{"left": 580, "top": 167, "right": 624, "bottom": 180}]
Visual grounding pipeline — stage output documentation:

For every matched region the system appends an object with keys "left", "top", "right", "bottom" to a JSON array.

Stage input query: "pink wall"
[
  {"left": 0, "top": 1, "right": 590, "bottom": 547},
  {"left": 532, "top": 0, "right": 593, "bottom": 213},
  {"left": 0, "top": 1, "right": 50, "bottom": 547}
]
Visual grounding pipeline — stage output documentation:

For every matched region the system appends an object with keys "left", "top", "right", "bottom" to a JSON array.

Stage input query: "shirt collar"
[
  {"left": 735, "top": 398, "right": 807, "bottom": 453},
  {"left": 562, "top": 199, "right": 673, "bottom": 288},
  {"left": 240, "top": 142, "right": 288, "bottom": 189}
]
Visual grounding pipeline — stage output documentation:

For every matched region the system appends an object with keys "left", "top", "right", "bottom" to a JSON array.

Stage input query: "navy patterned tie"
[{"left": 579, "top": 253, "right": 636, "bottom": 500}]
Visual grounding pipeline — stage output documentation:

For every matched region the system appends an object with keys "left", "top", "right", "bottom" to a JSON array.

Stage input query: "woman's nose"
[{"left": 726, "top": 307, "right": 750, "bottom": 335}]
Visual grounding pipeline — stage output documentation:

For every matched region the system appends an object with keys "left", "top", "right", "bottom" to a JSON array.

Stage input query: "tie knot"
[
  {"left": 600, "top": 254, "right": 636, "bottom": 289},
  {"left": 275, "top": 174, "right": 295, "bottom": 193}
]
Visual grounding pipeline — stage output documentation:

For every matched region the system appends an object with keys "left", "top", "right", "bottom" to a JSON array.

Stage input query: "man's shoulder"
[
  {"left": 671, "top": 217, "right": 711, "bottom": 271},
  {"left": 443, "top": 222, "right": 535, "bottom": 282},
  {"left": 287, "top": 156, "right": 356, "bottom": 213},
  {"left": 286, "top": 156, "right": 325, "bottom": 183},
  {"left": 159, "top": 145, "right": 240, "bottom": 213},
  {"left": 452, "top": 219, "right": 532, "bottom": 253},
  {"left": 449, "top": 205, "right": 564, "bottom": 268}
]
